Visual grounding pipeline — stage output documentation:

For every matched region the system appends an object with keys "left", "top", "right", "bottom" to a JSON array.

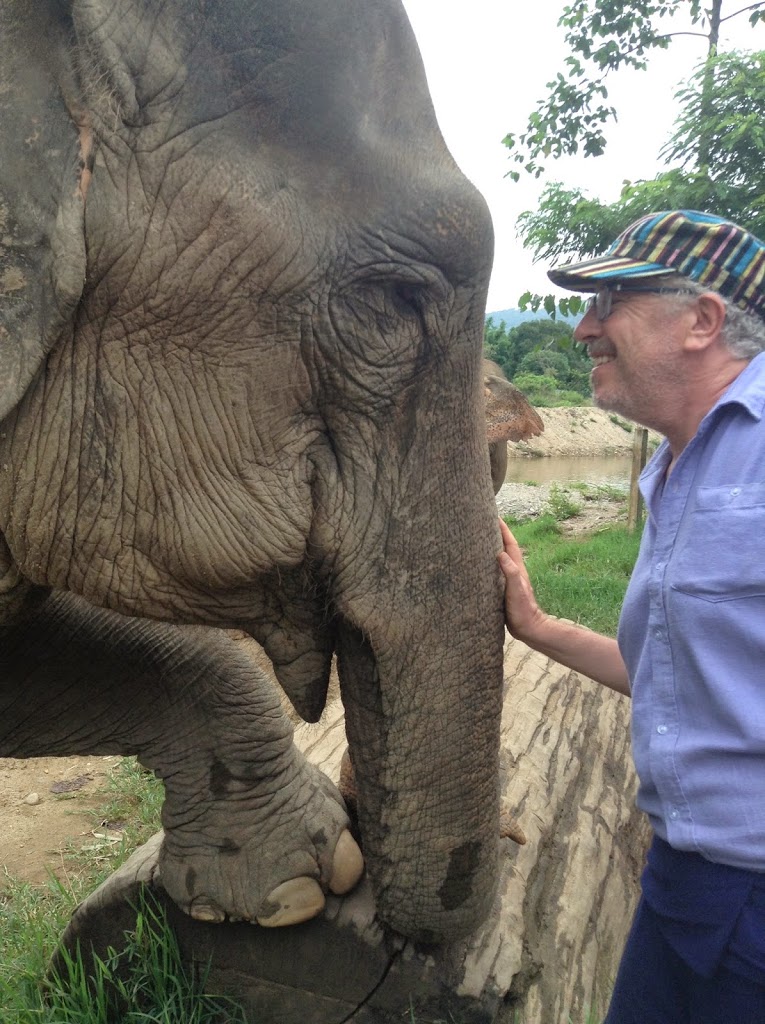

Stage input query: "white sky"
[{"left": 400, "top": 0, "right": 763, "bottom": 314}]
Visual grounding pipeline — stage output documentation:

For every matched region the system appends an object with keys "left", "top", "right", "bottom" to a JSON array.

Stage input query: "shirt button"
[
  {"left": 655, "top": 562, "right": 665, "bottom": 573},
  {"left": 669, "top": 809, "right": 679, "bottom": 820},
  {"left": 657, "top": 724, "right": 668, "bottom": 735},
  {"left": 654, "top": 628, "right": 662, "bottom": 639},
  {"left": 731, "top": 487, "right": 741, "bottom": 497}
]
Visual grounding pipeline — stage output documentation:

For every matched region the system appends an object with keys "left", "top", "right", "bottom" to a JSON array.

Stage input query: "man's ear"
[{"left": 682, "top": 292, "right": 727, "bottom": 352}]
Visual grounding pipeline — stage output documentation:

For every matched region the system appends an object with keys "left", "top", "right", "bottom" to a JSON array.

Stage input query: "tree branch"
[
  {"left": 719, "top": 1, "right": 765, "bottom": 22},
  {"left": 656, "top": 30, "right": 714, "bottom": 39},
  {"left": 573, "top": 29, "right": 708, "bottom": 75}
]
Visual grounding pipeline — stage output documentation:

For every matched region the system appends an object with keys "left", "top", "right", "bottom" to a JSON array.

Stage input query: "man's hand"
[
  {"left": 497, "top": 518, "right": 549, "bottom": 645},
  {"left": 496, "top": 518, "right": 631, "bottom": 695}
]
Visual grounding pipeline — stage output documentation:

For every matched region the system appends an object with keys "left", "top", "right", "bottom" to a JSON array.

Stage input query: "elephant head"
[
  {"left": 0, "top": 0, "right": 505, "bottom": 942},
  {"left": 483, "top": 358, "right": 544, "bottom": 493}
]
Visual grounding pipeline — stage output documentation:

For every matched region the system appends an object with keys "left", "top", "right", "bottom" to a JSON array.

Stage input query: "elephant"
[
  {"left": 482, "top": 359, "right": 544, "bottom": 493},
  {"left": 0, "top": 0, "right": 505, "bottom": 944}
]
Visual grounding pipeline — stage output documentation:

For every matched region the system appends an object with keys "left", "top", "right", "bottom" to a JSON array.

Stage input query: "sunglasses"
[{"left": 585, "top": 284, "right": 698, "bottom": 321}]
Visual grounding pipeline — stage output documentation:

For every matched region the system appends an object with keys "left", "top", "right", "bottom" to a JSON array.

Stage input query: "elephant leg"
[{"left": 0, "top": 591, "right": 362, "bottom": 925}]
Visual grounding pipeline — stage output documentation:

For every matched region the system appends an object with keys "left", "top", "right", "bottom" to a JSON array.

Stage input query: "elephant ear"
[
  {"left": 483, "top": 365, "right": 545, "bottom": 444},
  {"left": 0, "top": 2, "right": 88, "bottom": 422}
]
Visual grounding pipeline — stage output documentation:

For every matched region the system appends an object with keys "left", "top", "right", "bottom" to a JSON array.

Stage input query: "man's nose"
[{"left": 573, "top": 305, "right": 601, "bottom": 344}]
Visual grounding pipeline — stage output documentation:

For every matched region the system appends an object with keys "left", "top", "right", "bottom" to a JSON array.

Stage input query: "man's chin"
[{"left": 593, "top": 392, "right": 626, "bottom": 417}]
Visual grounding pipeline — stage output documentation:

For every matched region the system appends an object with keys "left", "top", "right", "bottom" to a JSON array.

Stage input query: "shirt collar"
[
  {"left": 639, "top": 351, "right": 765, "bottom": 489},
  {"left": 711, "top": 350, "right": 765, "bottom": 422}
]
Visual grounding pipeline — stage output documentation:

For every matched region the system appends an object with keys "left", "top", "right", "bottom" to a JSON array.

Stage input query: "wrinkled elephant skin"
[{"left": 0, "top": 0, "right": 505, "bottom": 942}]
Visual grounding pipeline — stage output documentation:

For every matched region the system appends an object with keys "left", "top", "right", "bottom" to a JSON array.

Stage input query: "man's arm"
[{"left": 497, "top": 520, "right": 630, "bottom": 697}]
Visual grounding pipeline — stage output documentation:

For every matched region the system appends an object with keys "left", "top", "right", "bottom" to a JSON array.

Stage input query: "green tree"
[
  {"left": 484, "top": 317, "right": 592, "bottom": 401},
  {"left": 512, "top": 372, "right": 586, "bottom": 407},
  {"left": 506, "top": 0, "right": 765, "bottom": 309},
  {"left": 484, "top": 317, "right": 517, "bottom": 378},
  {"left": 517, "top": 347, "right": 570, "bottom": 379},
  {"left": 505, "top": 0, "right": 765, "bottom": 180},
  {"left": 518, "top": 50, "right": 765, "bottom": 269},
  {"left": 484, "top": 317, "right": 575, "bottom": 378}
]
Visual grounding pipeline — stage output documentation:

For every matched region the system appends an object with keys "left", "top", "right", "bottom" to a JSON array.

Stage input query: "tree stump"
[{"left": 54, "top": 637, "right": 650, "bottom": 1023}]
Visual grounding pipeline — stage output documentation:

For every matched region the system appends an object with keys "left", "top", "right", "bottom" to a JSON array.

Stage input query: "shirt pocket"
[{"left": 670, "top": 483, "right": 765, "bottom": 602}]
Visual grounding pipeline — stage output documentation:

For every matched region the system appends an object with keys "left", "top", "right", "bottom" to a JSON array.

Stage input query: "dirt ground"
[
  {"left": 509, "top": 405, "right": 660, "bottom": 459},
  {"left": 0, "top": 407, "right": 654, "bottom": 892},
  {"left": 0, "top": 754, "right": 124, "bottom": 886}
]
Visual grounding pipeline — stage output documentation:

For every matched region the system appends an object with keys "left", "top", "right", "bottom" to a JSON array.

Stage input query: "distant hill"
[{"left": 487, "top": 307, "right": 579, "bottom": 328}]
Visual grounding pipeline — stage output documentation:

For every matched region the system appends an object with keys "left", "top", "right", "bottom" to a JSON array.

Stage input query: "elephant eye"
[{"left": 390, "top": 281, "right": 423, "bottom": 320}]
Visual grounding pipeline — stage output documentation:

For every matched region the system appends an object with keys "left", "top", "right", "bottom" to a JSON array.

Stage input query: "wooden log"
[{"left": 54, "top": 637, "right": 650, "bottom": 1023}]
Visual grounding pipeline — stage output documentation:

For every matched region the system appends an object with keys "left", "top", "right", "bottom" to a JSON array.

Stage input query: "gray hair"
[{"left": 663, "top": 277, "right": 765, "bottom": 358}]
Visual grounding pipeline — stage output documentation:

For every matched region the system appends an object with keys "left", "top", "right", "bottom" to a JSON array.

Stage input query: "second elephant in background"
[{"left": 483, "top": 359, "right": 544, "bottom": 493}]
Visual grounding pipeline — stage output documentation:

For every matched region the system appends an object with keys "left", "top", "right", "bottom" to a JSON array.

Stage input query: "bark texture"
[{"left": 55, "top": 637, "right": 650, "bottom": 1023}]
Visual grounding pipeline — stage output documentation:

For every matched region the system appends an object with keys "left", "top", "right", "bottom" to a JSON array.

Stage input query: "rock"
[
  {"left": 24, "top": 792, "right": 41, "bottom": 806},
  {"left": 495, "top": 482, "right": 551, "bottom": 520},
  {"left": 495, "top": 479, "right": 629, "bottom": 523}
]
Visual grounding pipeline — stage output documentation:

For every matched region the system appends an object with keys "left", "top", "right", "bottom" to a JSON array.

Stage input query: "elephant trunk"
[{"left": 332, "top": 495, "right": 506, "bottom": 942}]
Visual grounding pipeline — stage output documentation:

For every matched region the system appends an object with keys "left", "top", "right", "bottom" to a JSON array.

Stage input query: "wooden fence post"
[{"left": 627, "top": 427, "right": 648, "bottom": 532}]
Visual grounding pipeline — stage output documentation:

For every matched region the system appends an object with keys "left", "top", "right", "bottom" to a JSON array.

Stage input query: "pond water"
[{"left": 504, "top": 454, "right": 633, "bottom": 486}]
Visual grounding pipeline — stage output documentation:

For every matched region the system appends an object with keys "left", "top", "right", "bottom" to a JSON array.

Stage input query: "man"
[{"left": 498, "top": 210, "right": 765, "bottom": 1023}]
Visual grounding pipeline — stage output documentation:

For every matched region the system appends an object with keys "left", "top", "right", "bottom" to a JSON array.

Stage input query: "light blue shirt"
[{"left": 618, "top": 351, "right": 765, "bottom": 871}]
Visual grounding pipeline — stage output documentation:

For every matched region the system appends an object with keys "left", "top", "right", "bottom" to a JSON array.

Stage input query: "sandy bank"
[{"left": 508, "top": 407, "right": 661, "bottom": 459}]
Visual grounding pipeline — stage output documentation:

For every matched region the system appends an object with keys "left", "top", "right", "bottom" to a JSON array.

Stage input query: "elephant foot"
[{"left": 154, "top": 751, "right": 364, "bottom": 927}]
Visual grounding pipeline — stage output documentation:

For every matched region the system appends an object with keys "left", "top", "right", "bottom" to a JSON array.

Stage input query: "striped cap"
[{"left": 548, "top": 210, "right": 765, "bottom": 320}]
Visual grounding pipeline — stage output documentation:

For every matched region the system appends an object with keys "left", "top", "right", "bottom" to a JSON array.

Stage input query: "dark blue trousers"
[
  {"left": 604, "top": 896, "right": 765, "bottom": 1024},
  {"left": 604, "top": 837, "right": 765, "bottom": 1024}
]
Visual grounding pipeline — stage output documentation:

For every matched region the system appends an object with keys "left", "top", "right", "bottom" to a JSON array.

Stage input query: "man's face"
[{"left": 573, "top": 284, "right": 693, "bottom": 428}]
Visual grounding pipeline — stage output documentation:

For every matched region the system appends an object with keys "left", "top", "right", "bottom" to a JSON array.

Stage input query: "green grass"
[
  {"left": 608, "top": 413, "right": 633, "bottom": 433},
  {"left": 546, "top": 482, "right": 582, "bottom": 520},
  {"left": 89, "top": 756, "right": 164, "bottom": 847},
  {"left": 46, "top": 888, "right": 247, "bottom": 1024},
  {"left": 0, "top": 880, "right": 247, "bottom": 1024},
  {"left": 0, "top": 759, "right": 218, "bottom": 1023},
  {"left": 568, "top": 480, "right": 628, "bottom": 503},
  {"left": 503, "top": 511, "right": 642, "bottom": 636}
]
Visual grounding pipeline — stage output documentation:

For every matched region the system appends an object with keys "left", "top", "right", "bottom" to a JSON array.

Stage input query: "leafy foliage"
[
  {"left": 484, "top": 317, "right": 591, "bottom": 404},
  {"left": 507, "top": 0, "right": 765, "bottom": 313},
  {"left": 512, "top": 373, "right": 587, "bottom": 407},
  {"left": 517, "top": 49, "right": 765, "bottom": 269},
  {"left": 517, "top": 289, "right": 586, "bottom": 319},
  {"left": 666, "top": 49, "right": 765, "bottom": 203},
  {"left": 504, "top": 0, "right": 765, "bottom": 179}
]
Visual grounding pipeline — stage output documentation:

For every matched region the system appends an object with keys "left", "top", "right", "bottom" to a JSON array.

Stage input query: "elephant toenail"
[
  {"left": 256, "top": 878, "right": 325, "bottom": 927},
  {"left": 189, "top": 898, "right": 226, "bottom": 923},
  {"left": 328, "top": 829, "right": 364, "bottom": 895}
]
